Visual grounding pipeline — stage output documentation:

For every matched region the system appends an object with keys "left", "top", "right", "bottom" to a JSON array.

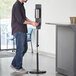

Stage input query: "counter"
[{"left": 46, "top": 23, "right": 76, "bottom": 76}]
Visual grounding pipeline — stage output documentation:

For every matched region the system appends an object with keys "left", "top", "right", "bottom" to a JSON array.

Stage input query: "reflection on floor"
[
  {"left": 0, "top": 51, "right": 65, "bottom": 76},
  {"left": 0, "top": 51, "right": 15, "bottom": 58}
]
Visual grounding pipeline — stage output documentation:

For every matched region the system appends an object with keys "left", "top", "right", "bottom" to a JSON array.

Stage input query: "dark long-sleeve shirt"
[{"left": 11, "top": 0, "right": 27, "bottom": 35}]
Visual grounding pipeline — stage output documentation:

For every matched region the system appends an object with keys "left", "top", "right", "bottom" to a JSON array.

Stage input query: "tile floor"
[{"left": 0, "top": 51, "right": 65, "bottom": 76}]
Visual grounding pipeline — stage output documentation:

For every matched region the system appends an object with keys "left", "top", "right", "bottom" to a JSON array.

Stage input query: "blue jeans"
[{"left": 11, "top": 32, "right": 28, "bottom": 69}]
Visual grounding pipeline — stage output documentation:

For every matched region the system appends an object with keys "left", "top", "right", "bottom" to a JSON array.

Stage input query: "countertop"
[{"left": 45, "top": 23, "right": 76, "bottom": 26}]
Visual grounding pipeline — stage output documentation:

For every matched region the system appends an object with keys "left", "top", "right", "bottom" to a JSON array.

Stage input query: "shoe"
[
  {"left": 10, "top": 65, "right": 16, "bottom": 71},
  {"left": 15, "top": 68, "right": 28, "bottom": 74}
]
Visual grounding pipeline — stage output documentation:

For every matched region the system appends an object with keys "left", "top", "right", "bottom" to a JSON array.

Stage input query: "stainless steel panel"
[{"left": 56, "top": 26, "right": 75, "bottom": 76}]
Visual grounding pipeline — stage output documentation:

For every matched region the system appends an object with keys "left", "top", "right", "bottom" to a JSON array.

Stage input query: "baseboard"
[
  {"left": 28, "top": 49, "right": 56, "bottom": 58},
  {"left": 39, "top": 51, "right": 56, "bottom": 58}
]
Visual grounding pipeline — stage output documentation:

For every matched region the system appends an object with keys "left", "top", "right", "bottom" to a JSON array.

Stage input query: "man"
[{"left": 11, "top": 0, "right": 39, "bottom": 73}]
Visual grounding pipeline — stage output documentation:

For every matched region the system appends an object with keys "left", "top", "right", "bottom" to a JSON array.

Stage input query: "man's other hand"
[{"left": 32, "top": 22, "right": 39, "bottom": 27}]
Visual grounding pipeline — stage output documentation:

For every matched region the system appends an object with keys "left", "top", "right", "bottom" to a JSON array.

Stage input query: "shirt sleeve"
[{"left": 14, "top": 5, "right": 26, "bottom": 24}]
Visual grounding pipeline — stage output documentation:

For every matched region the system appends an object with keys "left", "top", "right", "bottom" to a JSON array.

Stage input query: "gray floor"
[{"left": 0, "top": 51, "right": 65, "bottom": 76}]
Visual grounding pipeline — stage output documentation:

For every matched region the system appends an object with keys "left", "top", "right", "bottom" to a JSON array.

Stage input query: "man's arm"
[
  {"left": 14, "top": 5, "right": 38, "bottom": 27},
  {"left": 23, "top": 17, "right": 39, "bottom": 27},
  {"left": 26, "top": 17, "right": 32, "bottom": 22},
  {"left": 14, "top": 5, "right": 26, "bottom": 24}
]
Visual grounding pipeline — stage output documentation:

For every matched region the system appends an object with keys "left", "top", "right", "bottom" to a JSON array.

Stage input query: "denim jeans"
[{"left": 11, "top": 32, "right": 28, "bottom": 69}]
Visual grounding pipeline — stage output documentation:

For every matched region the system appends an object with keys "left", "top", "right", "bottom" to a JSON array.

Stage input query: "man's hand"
[
  {"left": 23, "top": 17, "right": 39, "bottom": 27},
  {"left": 32, "top": 22, "right": 39, "bottom": 27}
]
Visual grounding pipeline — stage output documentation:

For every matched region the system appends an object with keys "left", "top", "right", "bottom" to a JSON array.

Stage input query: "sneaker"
[
  {"left": 10, "top": 65, "right": 16, "bottom": 71},
  {"left": 15, "top": 68, "right": 28, "bottom": 74}
]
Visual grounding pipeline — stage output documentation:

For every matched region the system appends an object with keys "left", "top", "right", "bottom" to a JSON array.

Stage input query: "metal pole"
[
  {"left": 37, "top": 29, "right": 39, "bottom": 72},
  {"left": 30, "top": 29, "right": 46, "bottom": 74}
]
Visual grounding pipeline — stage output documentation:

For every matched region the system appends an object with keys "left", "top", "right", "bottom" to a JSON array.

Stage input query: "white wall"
[{"left": 25, "top": 0, "right": 76, "bottom": 54}]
